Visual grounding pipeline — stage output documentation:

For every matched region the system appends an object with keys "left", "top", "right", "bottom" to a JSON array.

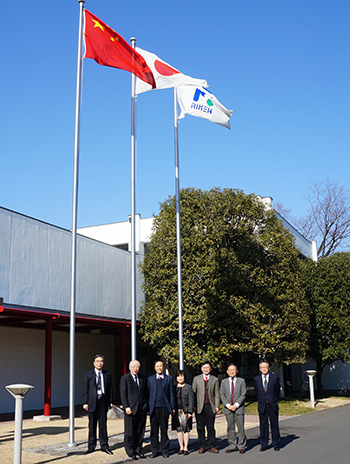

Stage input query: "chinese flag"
[{"left": 84, "top": 10, "right": 155, "bottom": 88}]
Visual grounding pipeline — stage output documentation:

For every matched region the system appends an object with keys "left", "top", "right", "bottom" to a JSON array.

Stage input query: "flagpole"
[
  {"left": 174, "top": 87, "right": 184, "bottom": 370},
  {"left": 130, "top": 37, "right": 137, "bottom": 361},
  {"left": 69, "top": 0, "right": 84, "bottom": 446}
]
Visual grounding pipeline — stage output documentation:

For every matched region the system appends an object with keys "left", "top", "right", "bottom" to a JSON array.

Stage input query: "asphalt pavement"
[
  {"left": 2, "top": 401, "right": 349, "bottom": 463},
  {"left": 159, "top": 404, "right": 350, "bottom": 464}
]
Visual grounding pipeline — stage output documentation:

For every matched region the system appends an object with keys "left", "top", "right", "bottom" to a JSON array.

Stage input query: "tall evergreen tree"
[
  {"left": 305, "top": 252, "right": 350, "bottom": 392},
  {"left": 140, "top": 188, "right": 310, "bottom": 367}
]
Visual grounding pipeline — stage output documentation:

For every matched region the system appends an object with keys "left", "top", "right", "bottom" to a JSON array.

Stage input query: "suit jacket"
[
  {"left": 83, "top": 369, "right": 113, "bottom": 413},
  {"left": 192, "top": 374, "right": 220, "bottom": 414},
  {"left": 220, "top": 376, "right": 246, "bottom": 415},
  {"left": 175, "top": 383, "right": 196, "bottom": 414},
  {"left": 148, "top": 374, "right": 176, "bottom": 415},
  {"left": 120, "top": 372, "right": 148, "bottom": 415},
  {"left": 254, "top": 373, "right": 280, "bottom": 414},
  {"left": 172, "top": 383, "right": 196, "bottom": 431}
]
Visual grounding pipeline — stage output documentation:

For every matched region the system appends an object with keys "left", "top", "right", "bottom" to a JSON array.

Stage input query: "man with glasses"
[
  {"left": 120, "top": 360, "right": 148, "bottom": 459},
  {"left": 253, "top": 361, "right": 281, "bottom": 452},
  {"left": 83, "top": 354, "right": 114, "bottom": 455},
  {"left": 192, "top": 361, "right": 220, "bottom": 454}
]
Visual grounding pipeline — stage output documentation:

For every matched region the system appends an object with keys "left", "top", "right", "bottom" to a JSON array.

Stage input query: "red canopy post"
[{"left": 44, "top": 317, "right": 53, "bottom": 416}]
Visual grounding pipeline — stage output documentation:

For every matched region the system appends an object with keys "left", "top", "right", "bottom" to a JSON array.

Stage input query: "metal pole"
[
  {"left": 6, "top": 385, "right": 34, "bottom": 464},
  {"left": 13, "top": 396, "right": 24, "bottom": 464},
  {"left": 130, "top": 37, "right": 137, "bottom": 360},
  {"left": 306, "top": 370, "right": 317, "bottom": 408},
  {"left": 69, "top": 0, "right": 85, "bottom": 446},
  {"left": 174, "top": 88, "right": 184, "bottom": 370}
]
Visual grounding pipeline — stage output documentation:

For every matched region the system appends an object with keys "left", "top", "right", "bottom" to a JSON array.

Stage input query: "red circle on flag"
[{"left": 154, "top": 60, "right": 180, "bottom": 76}]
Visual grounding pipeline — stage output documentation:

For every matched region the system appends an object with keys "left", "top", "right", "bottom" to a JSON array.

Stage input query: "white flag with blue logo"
[{"left": 177, "top": 86, "right": 233, "bottom": 129}]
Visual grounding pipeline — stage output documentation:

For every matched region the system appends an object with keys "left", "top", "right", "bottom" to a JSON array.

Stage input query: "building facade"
[{"left": 1, "top": 196, "right": 343, "bottom": 415}]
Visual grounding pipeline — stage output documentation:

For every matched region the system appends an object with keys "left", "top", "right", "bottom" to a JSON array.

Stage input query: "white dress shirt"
[
  {"left": 95, "top": 368, "right": 105, "bottom": 394},
  {"left": 225, "top": 376, "right": 240, "bottom": 409}
]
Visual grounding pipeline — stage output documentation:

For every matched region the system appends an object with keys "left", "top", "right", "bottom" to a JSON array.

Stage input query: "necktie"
[
  {"left": 263, "top": 376, "right": 267, "bottom": 392},
  {"left": 231, "top": 378, "right": 234, "bottom": 403},
  {"left": 204, "top": 376, "right": 209, "bottom": 404},
  {"left": 97, "top": 371, "right": 103, "bottom": 399}
]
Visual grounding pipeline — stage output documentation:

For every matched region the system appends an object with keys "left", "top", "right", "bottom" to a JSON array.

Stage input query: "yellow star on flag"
[
  {"left": 91, "top": 19, "right": 105, "bottom": 31},
  {"left": 83, "top": 9, "right": 156, "bottom": 88}
]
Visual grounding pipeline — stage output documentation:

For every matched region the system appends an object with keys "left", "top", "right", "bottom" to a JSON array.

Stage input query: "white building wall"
[
  {"left": 275, "top": 211, "right": 317, "bottom": 261},
  {"left": 322, "top": 362, "right": 350, "bottom": 391},
  {"left": 257, "top": 196, "right": 317, "bottom": 261},
  {"left": 78, "top": 207, "right": 316, "bottom": 262},
  {"left": 52, "top": 331, "right": 116, "bottom": 408},
  {"left": 78, "top": 215, "right": 154, "bottom": 253},
  {"left": 292, "top": 360, "right": 350, "bottom": 393},
  {"left": 0, "top": 326, "right": 116, "bottom": 414},
  {"left": 1, "top": 326, "right": 45, "bottom": 413}
]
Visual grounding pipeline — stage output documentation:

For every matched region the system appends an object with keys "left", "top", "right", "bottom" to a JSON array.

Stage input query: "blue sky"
[{"left": 1, "top": 1, "right": 349, "bottom": 230}]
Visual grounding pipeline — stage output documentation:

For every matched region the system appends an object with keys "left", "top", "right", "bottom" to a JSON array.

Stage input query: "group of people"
[{"left": 83, "top": 356, "right": 281, "bottom": 457}]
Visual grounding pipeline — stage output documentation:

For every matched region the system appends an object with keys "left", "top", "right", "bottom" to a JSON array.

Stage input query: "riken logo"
[{"left": 191, "top": 88, "right": 213, "bottom": 114}]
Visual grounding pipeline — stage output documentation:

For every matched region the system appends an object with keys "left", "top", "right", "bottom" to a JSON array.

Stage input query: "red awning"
[{"left": 0, "top": 304, "right": 138, "bottom": 333}]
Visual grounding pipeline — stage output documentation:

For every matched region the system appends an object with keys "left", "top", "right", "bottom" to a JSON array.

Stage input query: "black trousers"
[
  {"left": 196, "top": 404, "right": 216, "bottom": 449},
  {"left": 259, "top": 403, "right": 280, "bottom": 448},
  {"left": 150, "top": 407, "right": 170, "bottom": 454},
  {"left": 124, "top": 408, "right": 147, "bottom": 456},
  {"left": 88, "top": 397, "right": 108, "bottom": 451}
]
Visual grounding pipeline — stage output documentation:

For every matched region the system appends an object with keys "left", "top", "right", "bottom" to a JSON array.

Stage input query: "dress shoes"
[
  {"left": 162, "top": 453, "right": 169, "bottom": 458},
  {"left": 274, "top": 447, "right": 280, "bottom": 451},
  {"left": 225, "top": 448, "right": 237, "bottom": 453},
  {"left": 86, "top": 449, "right": 95, "bottom": 454},
  {"left": 137, "top": 453, "right": 146, "bottom": 459},
  {"left": 259, "top": 447, "right": 267, "bottom": 452},
  {"left": 239, "top": 449, "right": 245, "bottom": 454},
  {"left": 209, "top": 448, "right": 219, "bottom": 453},
  {"left": 131, "top": 454, "right": 138, "bottom": 460},
  {"left": 150, "top": 454, "right": 159, "bottom": 459},
  {"left": 103, "top": 448, "right": 113, "bottom": 455},
  {"left": 198, "top": 448, "right": 205, "bottom": 454}
]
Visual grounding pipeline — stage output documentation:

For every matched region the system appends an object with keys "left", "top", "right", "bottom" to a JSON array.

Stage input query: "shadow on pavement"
[
  {"left": 22, "top": 425, "right": 85, "bottom": 437},
  {"left": 280, "top": 433, "right": 300, "bottom": 448},
  {"left": 246, "top": 437, "right": 261, "bottom": 451}
]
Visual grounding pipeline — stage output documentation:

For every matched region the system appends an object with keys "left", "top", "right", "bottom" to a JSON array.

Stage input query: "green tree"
[
  {"left": 140, "top": 188, "right": 310, "bottom": 368},
  {"left": 305, "top": 252, "right": 350, "bottom": 392}
]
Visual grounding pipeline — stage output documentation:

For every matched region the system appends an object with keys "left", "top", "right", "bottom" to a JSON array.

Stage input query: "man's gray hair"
[{"left": 129, "top": 359, "right": 141, "bottom": 368}]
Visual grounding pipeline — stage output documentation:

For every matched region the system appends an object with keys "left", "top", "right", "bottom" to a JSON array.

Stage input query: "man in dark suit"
[
  {"left": 253, "top": 361, "right": 281, "bottom": 452},
  {"left": 120, "top": 360, "right": 148, "bottom": 460},
  {"left": 192, "top": 361, "right": 220, "bottom": 454},
  {"left": 83, "top": 354, "right": 114, "bottom": 455},
  {"left": 148, "top": 360, "right": 176, "bottom": 458}
]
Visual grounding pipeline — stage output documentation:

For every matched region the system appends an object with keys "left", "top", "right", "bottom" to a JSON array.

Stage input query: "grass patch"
[
  {"left": 219, "top": 395, "right": 350, "bottom": 416},
  {"left": 245, "top": 398, "right": 316, "bottom": 416}
]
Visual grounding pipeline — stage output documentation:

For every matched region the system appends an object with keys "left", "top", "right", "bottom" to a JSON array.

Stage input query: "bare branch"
[{"left": 298, "top": 179, "right": 350, "bottom": 257}]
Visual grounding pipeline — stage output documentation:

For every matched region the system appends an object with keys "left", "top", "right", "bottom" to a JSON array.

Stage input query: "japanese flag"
[{"left": 135, "top": 47, "right": 207, "bottom": 94}]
